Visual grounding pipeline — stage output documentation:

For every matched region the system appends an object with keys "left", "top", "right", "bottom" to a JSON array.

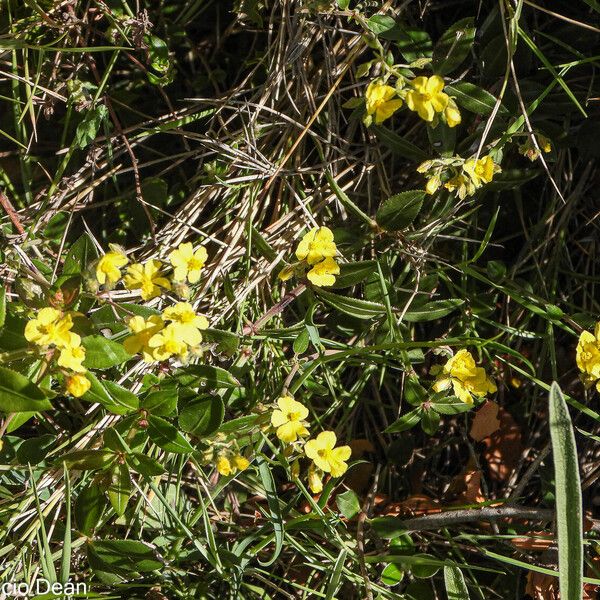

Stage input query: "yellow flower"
[
  {"left": 123, "top": 315, "right": 165, "bottom": 362},
  {"left": 307, "top": 257, "right": 340, "bottom": 287},
  {"left": 432, "top": 349, "right": 497, "bottom": 404},
  {"left": 304, "top": 431, "right": 351, "bottom": 477},
  {"left": 463, "top": 155, "right": 499, "bottom": 187},
  {"left": 278, "top": 264, "right": 296, "bottom": 282},
  {"left": 308, "top": 464, "right": 323, "bottom": 494},
  {"left": 425, "top": 175, "right": 442, "bottom": 195},
  {"left": 232, "top": 455, "right": 250, "bottom": 471},
  {"left": 147, "top": 323, "right": 188, "bottom": 361},
  {"left": 576, "top": 324, "right": 600, "bottom": 391},
  {"left": 271, "top": 396, "right": 310, "bottom": 443},
  {"left": 444, "top": 98, "right": 462, "bottom": 128},
  {"left": 216, "top": 455, "right": 232, "bottom": 476},
  {"left": 296, "top": 227, "right": 337, "bottom": 265},
  {"left": 96, "top": 251, "right": 128, "bottom": 285},
  {"left": 444, "top": 173, "right": 476, "bottom": 200},
  {"left": 162, "top": 302, "right": 208, "bottom": 347},
  {"left": 57, "top": 344, "right": 86, "bottom": 373},
  {"left": 216, "top": 454, "right": 249, "bottom": 476},
  {"left": 405, "top": 75, "right": 449, "bottom": 122},
  {"left": 65, "top": 374, "right": 91, "bottom": 397},
  {"left": 169, "top": 242, "right": 208, "bottom": 283},
  {"left": 124, "top": 260, "right": 171, "bottom": 301},
  {"left": 24, "top": 308, "right": 79, "bottom": 349},
  {"left": 365, "top": 82, "right": 403, "bottom": 125}
]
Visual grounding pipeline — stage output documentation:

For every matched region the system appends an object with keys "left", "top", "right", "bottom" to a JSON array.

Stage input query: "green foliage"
[{"left": 0, "top": 0, "right": 599, "bottom": 597}]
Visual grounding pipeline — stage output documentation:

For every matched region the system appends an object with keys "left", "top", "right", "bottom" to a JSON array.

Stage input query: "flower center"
[{"left": 188, "top": 257, "right": 203, "bottom": 270}]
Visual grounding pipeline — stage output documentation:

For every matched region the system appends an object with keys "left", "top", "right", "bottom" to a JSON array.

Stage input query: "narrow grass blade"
[
  {"left": 255, "top": 454, "right": 284, "bottom": 566},
  {"left": 60, "top": 466, "right": 72, "bottom": 584},
  {"left": 549, "top": 381, "right": 583, "bottom": 600},
  {"left": 444, "top": 565, "right": 470, "bottom": 599}
]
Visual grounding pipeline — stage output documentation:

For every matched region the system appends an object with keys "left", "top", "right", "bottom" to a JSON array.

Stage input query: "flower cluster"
[
  {"left": 216, "top": 453, "right": 250, "bottom": 476},
  {"left": 363, "top": 75, "right": 461, "bottom": 129},
  {"left": 431, "top": 349, "right": 497, "bottom": 404},
  {"left": 279, "top": 226, "right": 340, "bottom": 287},
  {"left": 24, "top": 307, "right": 91, "bottom": 397},
  {"left": 270, "top": 395, "right": 351, "bottom": 493},
  {"left": 418, "top": 154, "right": 501, "bottom": 199},
  {"left": 94, "top": 241, "right": 208, "bottom": 300},
  {"left": 124, "top": 302, "right": 209, "bottom": 363},
  {"left": 518, "top": 134, "right": 552, "bottom": 162},
  {"left": 576, "top": 323, "right": 600, "bottom": 392}
]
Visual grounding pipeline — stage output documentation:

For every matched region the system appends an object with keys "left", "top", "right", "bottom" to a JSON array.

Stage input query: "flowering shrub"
[{"left": 0, "top": 0, "right": 597, "bottom": 597}]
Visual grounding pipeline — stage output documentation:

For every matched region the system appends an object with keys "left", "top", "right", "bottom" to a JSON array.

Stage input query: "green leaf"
[
  {"left": 127, "top": 453, "right": 165, "bottom": 477},
  {"left": 372, "top": 125, "right": 429, "bottom": 162},
  {"left": 367, "top": 15, "right": 396, "bottom": 36},
  {"left": 147, "top": 415, "right": 194, "bottom": 453},
  {"left": 202, "top": 328, "right": 240, "bottom": 356},
  {"left": 337, "top": 0, "right": 350, "bottom": 9},
  {"left": 63, "top": 233, "right": 99, "bottom": 276},
  {"left": 173, "top": 364, "right": 240, "bottom": 389},
  {"left": 486, "top": 168, "right": 541, "bottom": 191},
  {"left": 329, "top": 261, "right": 378, "bottom": 289},
  {"left": 385, "top": 407, "right": 422, "bottom": 433},
  {"left": 82, "top": 335, "right": 132, "bottom": 369},
  {"left": 549, "top": 382, "right": 583, "bottom": 600},
  {"left": 316, "top": 288, "right": 387, "bottom": 320},
  {"left": 255, "top": 455, "right": 284, "bottom": 566},
  {"left": 0, "top": 367, "right": 53, "bottom": 413},
  {"left": 382, "top": 25, "right": 432, "bottom": 63},
  {"left": 411, "top": 553, "right": 441, "bottom": 578},
  {"left": 74, "top": 105, "right": 108, "bottom": 149},
  {"left": 0, "top": 286, "right": 6, "bottom": 328},
  {"left": 445, "top": 82, "right": 508, "bottom": 116},
  {"left": 421, "top": 408, "right": 440, "bottom": 435},
  {"left": 402, "top": 299, "right": 464, "bottom": 322},
  {"left": 432, "top": 18, "right": 476, "bottom": 75},
  {"left": 82, "top": 373, "right": 138, "bottom": 415},
  {"left": 62, "top": 449, "right": 115, "bottom": 470},
  {"left": 107, "top": 462, "right": 131, "bottom": 517},
  {"left": 75, "top": 482, "right": 105, "bottom": 537},
  {"left": 370, "top": 516, "right": 408, "bottom": 539},
  {"left": 16, "top": 434, "right": 56, "bottom": 465},
  {"left": 444, "top": 565, "right": 470, "bottom": 600},
  {"left": 293, "top": 328, "right": 310, "bottom": 355},
  {"left": 88, "top": 539, "right": 163, "bottom": 573},
  {"left": 432, "top": 396, "right": 471, "bottom": 415},
  {"left": 404, "top": 376, "right": 428, "bottom": 406},
  {"left": 381, "top": 563, "right": 405, "bottom": 586},
  {"left": 141, "top": 389, "right": 178, "bottom": 416},
  {"left": 178, "top": 395, "right": 224, "bottom": 436},
  {"left": 376, "top": 191, "right": 425, "bottom": 231},
  {"left": 336, "top": 489, "right": 361, "bottom": 519}
]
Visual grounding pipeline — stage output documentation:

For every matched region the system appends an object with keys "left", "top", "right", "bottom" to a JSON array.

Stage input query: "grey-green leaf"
[
  {"left": 549, "top": 382, "right": 583, "bottom": 600},
  {"left": 402, "top": 299, "right": 464, "bottom": 322},
  {"left": 444, "top": 565, "right": 470, "bottom": 600},
  {"left": 316, "top": 288, "right": 387, "bottom": 320}
]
